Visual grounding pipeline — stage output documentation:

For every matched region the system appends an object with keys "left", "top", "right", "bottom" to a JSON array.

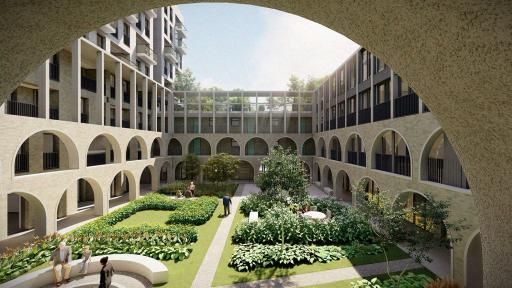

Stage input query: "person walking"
[
  {"left": 49, "top": 241, "right": 72, "bottom": 286},
  {"left": 99, "top": 256, "right": 114, "bottom": 288},
  {"left": 79, "top": 245, "right": 92, "bottom": 275},
  {"left": 222, "top": 194, "right": 232, "bottom": 217}
]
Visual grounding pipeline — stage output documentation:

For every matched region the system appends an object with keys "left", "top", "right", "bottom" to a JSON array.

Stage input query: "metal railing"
[
  {"left": 375, "top": 153, "right": 411, "bottom": 176},
  {"left": 358, "top": 107, "right": 371, "bottom": 124},
  {"left": 394, "top": 92, "right": 419, "bottom": 118},
  {"left": 347, "top": 151, "right": 366, "bottom": 167},
  {"left": 50, "top": 108, "right": 59, "bottom": 120},
  {"left": 43, "top": 152, "right": 59, "bottom": 170},
  {"left": 87, "top": 153, "right": 106, "bottom": 166},
  {"left": 373, "top": 101, "right": 391, "bottom": 122},
  {"left": 81, "top": 76, "right": 96, "bottom": 92},
  {"left": 122, "top": 120, "right": 130, "bottom": 128},
  {"left": 347, "top": 112, "right": 356, "bottom": 127},
  {"left": 337, "top": 117, "right": 345, "bottom": 128},
  {"left": 15, "top": 153, "right": 29, "bottom": 173},
  {"left": 81, "top": 113, "right": 89, "bottom": 123},
  {"left": 427, "top": 157, "right": 469, "bottom": 189},
  {"left": 7, "top": 101, "right": 37, "bottom": 117}
]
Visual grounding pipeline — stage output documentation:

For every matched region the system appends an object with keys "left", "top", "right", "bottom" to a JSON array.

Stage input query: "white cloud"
[{"left": 246, "top": 9, "right": 359, "bottom": 90}]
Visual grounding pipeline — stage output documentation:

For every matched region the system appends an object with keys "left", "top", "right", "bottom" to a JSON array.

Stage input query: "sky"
[{"left": 176, "top": 3, "right": 359, "bottom": 90}]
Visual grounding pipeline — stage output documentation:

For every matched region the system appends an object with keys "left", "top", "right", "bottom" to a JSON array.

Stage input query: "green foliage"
[
  {"left": 287, "top": 74, "right": 306, "bottom": 91},
  {"left": 229, "top": 243, "right": 382, "bottom": 272},
  {"left": 287, "top": 74, "right": 327, "bottom": 91},
  {"left": 166, "top": 196, "right": 219, "bottom": 225},
  {"left": 255, "top": 146, "right": 309, "bottom": 199},
  {"left": 174, "top": 68, "right": 200, "bottom": 91},
  {"left": 158, "top": 181, "right": 188, "bottom": 195},
  {"left": 195, "top": 183, "right": 238, "bottom": 198},
  {"left": 202, "top": 153, "right": 239, "bottom": 183},
  {"left": 184, "top": 154, "right": 201, "bottom": 180},
  {"left": 232, "top": 205, "right": 373, "bottom": 245},
  {"left": 350, "top": 272, "right": 434, "bottom": 288},
  {"left": 239, "top": 193, "right": 287, "bottom": 217}
]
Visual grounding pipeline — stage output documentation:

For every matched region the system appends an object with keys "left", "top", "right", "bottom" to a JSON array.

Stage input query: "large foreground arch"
[{"left": 0, "top": 1, "right": 512, "bottom": 285}]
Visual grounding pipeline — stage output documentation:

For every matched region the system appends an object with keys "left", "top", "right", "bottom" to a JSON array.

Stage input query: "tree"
[
  {"left": 202, "top": 153, "right": 239, "bottom": 184},
  {"left": 184, "top": 153, "right": 201, "bottom": 180},
  {"left": 287, "top": 74, "right": 305, "bottom": 91},
  {"left": 174, "top": 68, "right": 200, "bottom": 91},
  {"left": 201, "top": 86, "right": 223, "bottom": 91},
  {"left": 255, "top": 146, "right": 309, "bottom": 199},
  {"left": 305, "top": 75, "right": 328, "bottom": 90},
  {"left": 354, "top": 180, "right": 467, "bottom": 287}
]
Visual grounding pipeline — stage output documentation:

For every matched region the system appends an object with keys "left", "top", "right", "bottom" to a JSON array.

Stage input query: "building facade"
[{"left": 0, "top": 9, "right": 482, "bottom": 287}]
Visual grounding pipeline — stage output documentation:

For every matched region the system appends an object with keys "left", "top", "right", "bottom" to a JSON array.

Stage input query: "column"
[
  {"left": 94, "top": 51, "right": 105, "bottom": 125},
  {"left": 71, "top": 39, "right": 81, "bottom": 122},
  {"left": 161, "top": 89, "right": 166, "bottom": 133},
  {"left": 355, "top": 53, "right": 359, "bottom": 125},
  {"left": 0, "top": 194, "right": 7, "bottom": 239},
  {"left": 65, "top": 184, "right": 78, "bottom": 215},
  {"left": 38, "top": 59, "right": 49, "bottom": 119},
  {"left": 167, "top": 90, "right": 173, "bottom": 134},
  {"left": 114, "top": 62, "right": 122, "bottom": 127},
  {"left": 142, "top": 78, "right": 148, "bottom": 130},
  {"left": 151, "top": 83, "right": 157, "bottom": 131},
  {"left": 28, "top": 133, "right": 44, "bottom": 173},
  {"left": 370, "top": 55, "right": 374, "bottom": 123},
  {"left": 129, "top": 71, "right": 137, "bottom": 128},
  {"left": 390, "top": 70, "right": 395, "bottom": 118}
]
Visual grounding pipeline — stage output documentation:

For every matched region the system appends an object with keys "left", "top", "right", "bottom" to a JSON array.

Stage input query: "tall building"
[{"left": 0, "top": 8, "right": 480, "bottom": 286}]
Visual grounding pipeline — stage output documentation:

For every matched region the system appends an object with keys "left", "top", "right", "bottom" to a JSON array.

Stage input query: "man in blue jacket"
[{"left": 222, "top": 195, "right": 232, "bottom": 217}]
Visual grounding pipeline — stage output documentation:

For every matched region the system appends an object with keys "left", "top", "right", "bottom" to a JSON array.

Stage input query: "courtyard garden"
[{"left": 0, "top": 149, "right": 464, "bottom": 287}]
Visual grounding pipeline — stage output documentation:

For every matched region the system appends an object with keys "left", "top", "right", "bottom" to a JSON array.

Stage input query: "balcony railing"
[
  {"left": 136, "top": 44, "right": 156, "bottom": 64},
  {"left": 375, "top": 153, "right": 393, "bottom": 173},
  {"left": 138, "top": 122, "right": 143, "bottom": 130},
  {"left": 87, "top": 153, "right": 106, "bottom": 166},
  {"left": 110, "top": 118, "right": 115, "bottom": 127},
  {"left": 394, "top": 92, "right": 419, "bottom": 118},
  {"left": 123, "top": 92, "right": 130, "bottom": 103},
  {"left": 373, "top": 101, "right": 390, "bottom": 122},
  {"left": 81, "top": 76, "right": 96, "bottom": 93},
  {"left": 395, "top": 155, "right": 411, "bottom": 176},
  {"left": 358, "top": 107, "right": 371, "bottom": 124},
  {"left": 49, "top": 63, "right": 59, "bottom": 81},
  {"left": 347, "top": 112, "right": 356, "bottom": 127},
  {"left": 43, "top": 152, "right": 59, "bottom": 170},
  {"left": 375, "top": 153, "right": 411, "bottom": 176},
  {"left": 122, "top": 120, "right": 130, "bottom": 128},
  {"left": 7, "top": 101, "right": 37, "bottom": 117},
  {"left": 347, "top": 151, "right": 366, "bottom": 167},
  {"left": 337, "top": 117, "right": 345, "bottom": 129},
  {"left": 110, "top": 87, "right": 116, "bottom": 99},
  {"left": 15, "top": 153, "right": 29, "bottom": 173},
  {"left": 80, "top": 113, "right": 89, "bottom": 123},
  {"left": 330, "top": 150, "right": 341, "bottom": 161},
  {"left": 427, "top": 157, "right": 469, "bottom": 189},
  {"left": 50, "top": 108, "right": 59, "bottom": 120},
  {"left": 330, "top": 119, "right": 336, "bottom": 130}
]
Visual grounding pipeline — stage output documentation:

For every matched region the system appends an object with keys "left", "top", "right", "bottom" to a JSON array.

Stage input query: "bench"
[
  {"left": 249, "top": 211, "right": 259, "bottom": 222},
  {"left": 2, "top": 254, "right": 168, "bottom": 288},
  {"left": 324, "top": 187, "right": 334, "bottom": 196}
]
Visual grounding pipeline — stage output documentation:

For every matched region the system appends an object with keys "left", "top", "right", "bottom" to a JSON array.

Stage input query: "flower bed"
[{"left": 166, "top": 196, "right": 219, "bottom": 225}]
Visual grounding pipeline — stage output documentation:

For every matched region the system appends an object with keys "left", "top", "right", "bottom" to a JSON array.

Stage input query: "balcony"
[
  {"left": 110, "top": 87, "right": 116, "bottom": 99},
  {"left": 164, "top": 45, "right": 177, "bottom": 63},
  {"left": 100, "top": 23, "right": 116, "bottom": 34},
  {"left": 43, "top": 152, "right": 59, "bottom": 170},
  {"left": 176, "top": 41, "right": 187, "bottom": 54},
  {"left": 125, "top": 14, "right": 138, "bottom": 24},
  {"left": 337, "top": 117, "right": 345, "bottom": 128},
  {"left": 427, "top": 157, "right": 470, "bottom": 189},
  {"left": 15, "top": 153, "right": 29, "bottom": 173},
  {"left": 373, "top": 101, "right": 390, "bottom": 122},
  {"left": 375, "top": 153, "right": 411, "bottom": 176},
  {"left": 347, "top": 112, "right": 356, "bottom": 127},
  {"left": 394, "top": 92, "right": 419, "bottom": 118},
  {"left": 358, "top": 107, "right": 371, "bottom": 124},
  {"left": 81, "top": 113, "right": 89, "bottom": 123},
  {"left": 136, "top": 44, "right": 157, "bottom": 65},
  {"left": 330, "top": 119, "right": 336, "bottom": 130},
  {"left": 49, "top": 63, "right": 59, "bottom": 81},
  {"left": 87, "top": 153, "right": 106, "bottom": 166},
  {"left": 81, "top": 76, "right": 96, "bottom": 93},
  {"left": 122, "top": 120, "right": 130, "bottom": 128},
  {"left": 347, "top": 151, "right": 366, "bottom": 167},
  {"left": 123, "top": 92, "right": 130, "bottom": 103},
  {"left": 176, "top": 22, "right": 187, "bottom": 38},
  {"left": 7, "top": 101, "right": 38, "bottom": 118},
  {"left": 110, "top": 118, "right": 115, "bottom": 127},
  {"left": 50, "top": 108, "right": 59, "bottom": 120}
]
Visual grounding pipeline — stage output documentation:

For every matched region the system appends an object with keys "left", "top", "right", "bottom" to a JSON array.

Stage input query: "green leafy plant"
[
  {"left": 184, "top": 153, "right": 201, "bottom": 180},
  {"left": 202, "top": 153, "right": 239, "bottom": 184},
  {"left": 158, "top": 181, "right": 188, "bottom": 195},
  {"left": 166, "top": 196, "right": 219, "bottom": 225}
]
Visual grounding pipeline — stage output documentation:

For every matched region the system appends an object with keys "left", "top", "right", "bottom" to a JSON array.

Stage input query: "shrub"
[
  {"left": 166, "top": 196, "right": 219, "bottom": 225},
  {"left": 195, "top": 183, "right": 238, "bottom": 198},
  {"left": 233, "top": 205, "right": 374, "bottom": 245},
  {"left": 239, "top": 192, "right": 288, "bottom": 217},
  {"left": 229, "top": 243, "right": 382, "bottom": 271},
  {"left": 351, "top": 272, "right": 434, "bottom": 288},
  {"left": 158, "top": 181, "right": 188, "bottom": 195},
  {"left": 184, "top": 154, "right": 201, "bottom": 180},
  {"left": 202, "top": 153, "right": 239, "bottom": 183}
]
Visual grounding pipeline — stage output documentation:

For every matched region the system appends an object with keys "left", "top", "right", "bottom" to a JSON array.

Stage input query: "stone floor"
[{"left": 40, "top": 271, "right": 151, "bottom": 288}]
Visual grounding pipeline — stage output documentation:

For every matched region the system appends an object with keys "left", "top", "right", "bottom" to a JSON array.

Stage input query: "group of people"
[
  {"left": 50, "top": 241, "right": 114, "bottom": 287},
  {"left": 176, "top": 181, "right": 196, "bottom": 198}
]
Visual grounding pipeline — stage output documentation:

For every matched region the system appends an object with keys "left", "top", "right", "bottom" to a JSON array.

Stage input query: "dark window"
[
  {"left": 145, "top": 18, "right": 150, "bottom": 38},
  {"left": 123, "top": 23, "right": 130, "bottom": 46},
  {"left": 97, "top": 34, "right": 106, "bottom": 49},
  {"left": 112, "top": 23, "right": 118, "bottom": 38},
  {"left": 231, "top": 118, "right": 240, "bottom": 127},
  {"left": 374, "top": 57, "right": 386, "bottom": 73},
  {"left": 360, "top": 49, "right": 371, "bottom": 82},
  {"left": 374, "top": 80, "right": 390, "bottom": 105}
]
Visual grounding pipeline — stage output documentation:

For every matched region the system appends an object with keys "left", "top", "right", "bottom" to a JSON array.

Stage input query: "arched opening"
[
  {"left": 359, "top": 177, "right": 380, "bottom": 201},
  {"left": 396, "top": 191, "right": 451, "bottom": 278},
  {"left": 321, "top": 165, "right": 333, "bottom": 190},
  {"left": 14, "top": 131, "right": 78, "bottom": 175},
  {"left": 7, "top": 192, "right": 46, "bottom": 237},
  {"left": 317, "top": 138, "right": 326, "bottom": 158},
  {"left": 245, "top": 137, "right": 268, "bottom": 156},
  {"left": 167, "top": 138, "right": 182, "bottom": 156},
  {"left": 160, "top": 161, "right": 170, "bottom": 184},
  {"left": 329, "top": 136, "right": 342, "bottom": 161},
  {"left": 188, "top": 137, "right": 211, "bottom": 156},
  {"left": 234, "top": 160, "right": 254, "bottom": 181},
  {"left": 302, "top": 138, "right": 316, "bottom": 156},
  {"left": 217, "top": 137, "right": 241, "bottom": 155},
  {"left": 373, "top": 130, "right": 411, "bottom": 176},
  {"left": 109, "top": 171, "right": 133, "bottom": 208},
  {"left": 422, "top": 130, "right": 469, "bottom": 189},
  {"left": 126, "top": 136, "right": 145, "bottom": 161},
  {"left": 303, "top": 162, "right": 311, "bottom": 182},
  {"left": 277, "top": 137, "right": 297, "bottom": 154},
  {"left": 346, "top": 134, "right": 366, "bottom": 167},
  {"left": 87, "top": 134, "right": 120, "bottom": 166},
  {"left": 466, "top": 232, "right": 483, "bottom": 288},
  {"left": 151, "top": 138, "right": 162, "bottom": 158},
  {"left": 335, "top": 170, "right": 351, "bottom": 204},
  {"left": 175, "top": 161, "right": 186, "bottom": 180},
  {"left": 140, "top": 166, "right": 154, "bottom": 195},
  {"left": 313, "top": 162, "right": 321, "bottom": 184}
]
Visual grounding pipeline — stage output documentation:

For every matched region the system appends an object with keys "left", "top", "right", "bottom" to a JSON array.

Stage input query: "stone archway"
[
  {"left": 335, "top": 170, "right": 351, "bottom": 204},
  {"left": 1, "top": 1, "right": 512, "bottom": 285},
  {"left": 465, "top": 231, "right": 483, "bottom": 288}
]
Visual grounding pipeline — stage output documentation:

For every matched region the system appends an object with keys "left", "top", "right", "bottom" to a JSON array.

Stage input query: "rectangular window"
[
  {"left": 347, "top": 97, "right": 356, "bottom": 114},
  {"left": 231, "top": 118, "right": 240, "bottom": 127},
  {"left": 359, "top": 89, "right": 371, "bottom": 109},
  {"left": 145, "top": 19, "right": 150, "bottom": 38},
  {"left": 112, "top": 23, "right": 118, "bottom": 38},
  {"left": 398, "top": 77, "right": 411, "bottom": 97},
  {"left": 375, "top": 57, "right": 386, "bottom": 73},
  {"left": 361, "top": 49, "right": 371, "bottom": 82},
  {"left": 337, "top": 102, "right": 344, "bottom": 116},
  {"left": 374, "top": 80, "right": 390, "bottom": 105},
  {"left": 97, "top": 34, "right": 105, "bottom": 49},
  {"left": 123, "top": 23, "right": 130, "bottom": 46}
]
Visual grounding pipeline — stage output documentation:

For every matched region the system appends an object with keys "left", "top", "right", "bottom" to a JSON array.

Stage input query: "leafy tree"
[
  {"left": 202, "top": 153, "right": 239, "bottom": 184},
  {"left": 184, "top": 153, "right": 201, "bottom": 180},
  {"left": 305, "top": 75, "right": 328, "bottom": 90},
  {"left": 354, "top": 180, "right": 466, "bottom": 288},
  {"left": 287, "top": 74, "right": 305, "bottom": 91},
  {"left": 174, "top": 68, "right": 200, "bottom": 91},
  {"left": 255, "top": 146, "right": 309, "bottom": 199},
  {"left": 201, "top": 86, "right": 223, "bottom": 91}
]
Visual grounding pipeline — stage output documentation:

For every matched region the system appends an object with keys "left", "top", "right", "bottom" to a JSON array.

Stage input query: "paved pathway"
[
  {"left": 216, "top": 258, "right": 421, "bottom": 288},
  {"left": 191, "top": 183, "right": 257, "bottom": 288}
]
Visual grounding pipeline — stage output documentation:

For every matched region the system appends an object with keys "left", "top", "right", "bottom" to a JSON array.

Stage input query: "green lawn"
[
  {"left": 302, "top": 268, "right": 437, "bottom": 288},
  {"left": 115, "top": 210, "right": 170, "bottom": 227},
  {"left": 212, "top": 207, "right": 410, "bottom": 287}
]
